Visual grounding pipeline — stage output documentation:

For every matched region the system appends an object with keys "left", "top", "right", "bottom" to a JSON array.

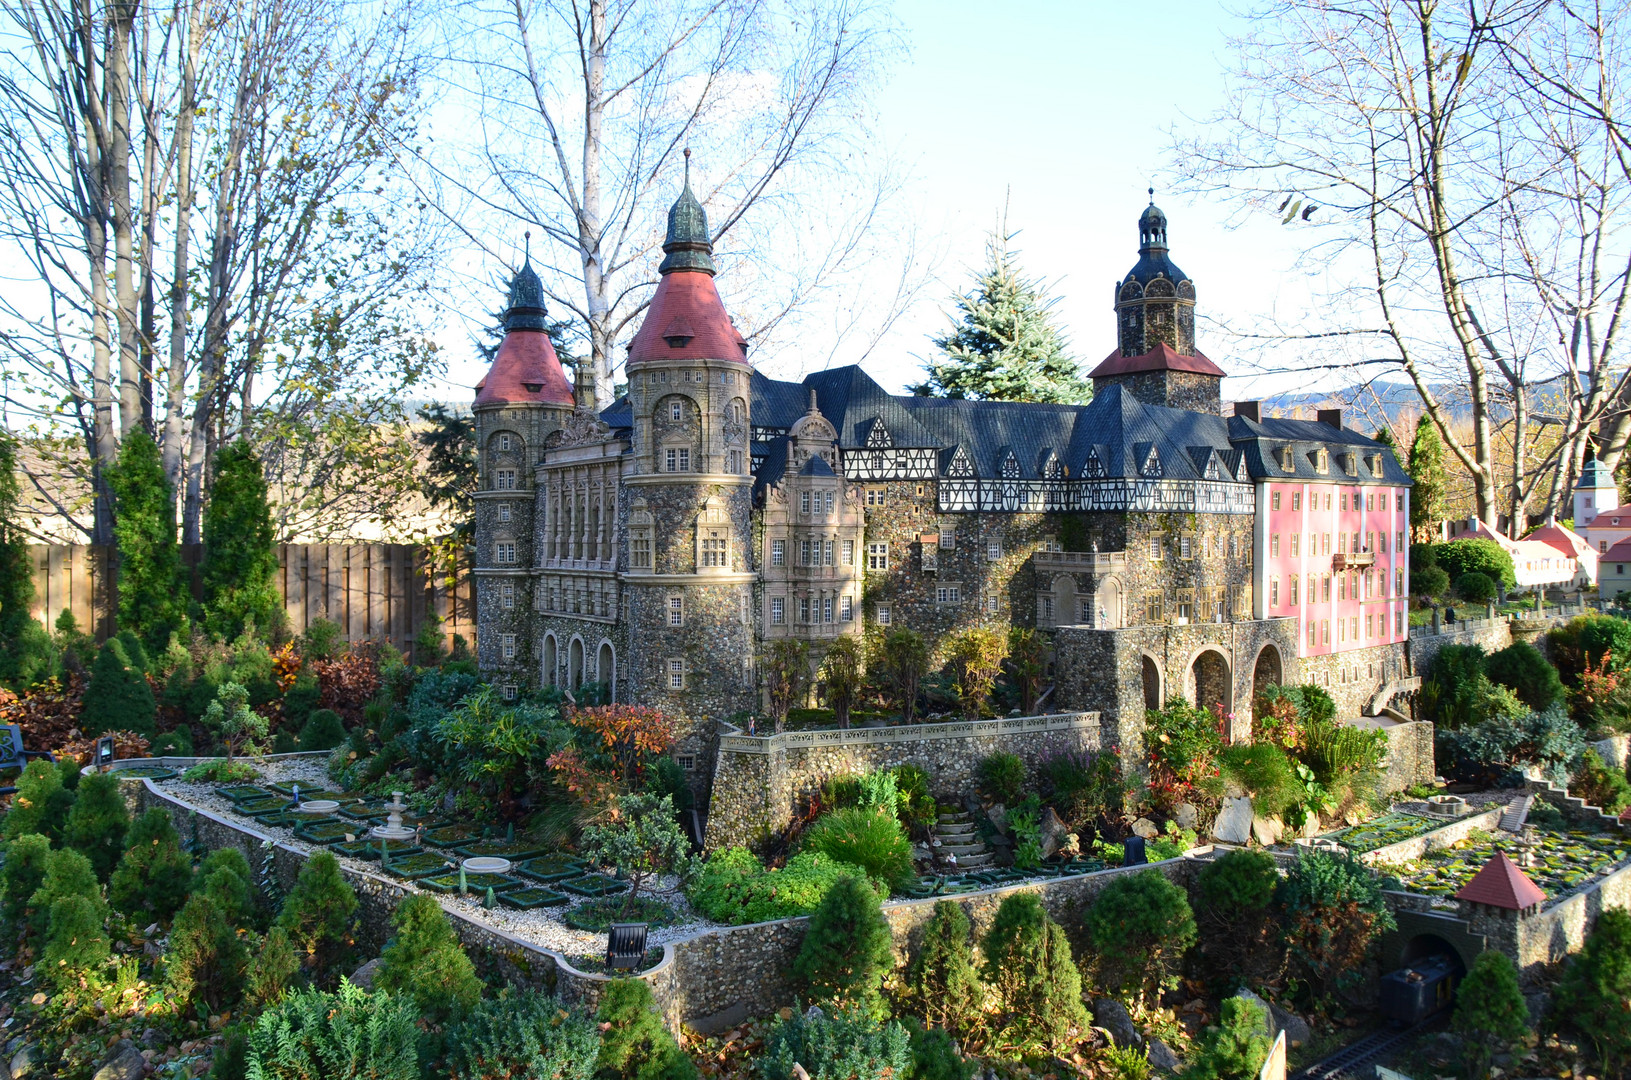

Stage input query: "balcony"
[
  {"left": 1332, "top": 550, "right": 1375, "bottom": 570},
  {"left": 1033, "top": 550, "right": 1127, "bottom": 572}
]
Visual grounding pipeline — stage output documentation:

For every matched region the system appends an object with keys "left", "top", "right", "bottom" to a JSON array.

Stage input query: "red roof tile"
[
  {"left": 628, "top": 271, "right": 748, "bottom": 365},
  {"left": 1454, "top": 851, "right": 1546, "bottom": 910},
  {"left": 474, "top": 329, "right": 575, "bottom": 407},
  {"left": 1525, "top": 523, "right": 1589, "bottom": 559},
  {"left": 1088, "top": 341, "right": 1226, "bottom": 379},
  {"left": 1603, "top": 538, "right": 1631, "bottom": 562}
]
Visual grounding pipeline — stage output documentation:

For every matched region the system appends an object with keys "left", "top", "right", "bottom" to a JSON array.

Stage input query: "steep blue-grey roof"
[{"left": 897, "top": 396, "right": 1081, "bottom": 479}]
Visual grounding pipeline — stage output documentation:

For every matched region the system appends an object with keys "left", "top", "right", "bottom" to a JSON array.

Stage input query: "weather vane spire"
[
  {"left": 1148, "top": 186, "right": 1155, "bottom": 202},
  {"left": 684, "top": 147, "right": 692, "bottom": 186},
  {"left": 524, "top": 230, "right": 531, "bottom": 263}
]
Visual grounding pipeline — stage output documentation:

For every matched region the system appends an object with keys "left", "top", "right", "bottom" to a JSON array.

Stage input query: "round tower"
[
  {"left": 472, "top": 260, "right": 576, "bottom": 685},
  {"left": 621, "top": 156, "right": 757, "bottom": 727}
]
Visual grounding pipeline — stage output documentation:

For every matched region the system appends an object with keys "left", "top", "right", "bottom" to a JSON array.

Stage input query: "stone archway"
[
  {"left": 1097, "top": 577, "right": 1123, "bottom": 629},
  {"left": 597, "top": 641, "right": 616, "bottom": 702},
  {"left": 569, "top": 637, "right": 585, "bottom": 690},
  {"left": 543, "top": 635, "right": 558, "bottom": 687},
  {"left": 1401, "top": 934, "right": 1469, "bottom": 976},
  {"left": 1252, "top": 644, "right": 1283, "bottom": 704},
  {"left": 1189, "top": 649, "right": 1231, "bottom": 715},
  {"left": 1142, "top": 655, "right": 1162, "bottom": 711}
]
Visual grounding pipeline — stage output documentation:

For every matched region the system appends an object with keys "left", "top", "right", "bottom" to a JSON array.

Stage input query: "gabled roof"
[
  {"left": 1579, "top": 506, "right": 1631, "bottom": 529},
  {"left": 1526, "top": 523, "right": 1590, "bottom": 559},
  {"left": 1602, "top": 537, "right": 1631, "bottom": 562},
  {"left": 1455, "top": 851, "right": 1546, "bottom": 910},
  {"left": 1089, "top": 341, "right": 1225, "bottom": 379}
]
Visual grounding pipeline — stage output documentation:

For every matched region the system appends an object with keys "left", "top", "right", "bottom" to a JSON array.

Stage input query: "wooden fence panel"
[{"left": 27, "top": 542, "right": 474, "bottom": 662}]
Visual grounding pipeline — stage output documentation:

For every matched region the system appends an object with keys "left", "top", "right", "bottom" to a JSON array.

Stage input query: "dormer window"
[
  {"left": 664, "top": 335, "right": 692, "bottom": 348},
  {"left": 1343, "top": 452, "right": 1358, "bottom": 477},
  {"left": 522, "top": 382, "right": 543, "bottom": 393},
  {"left": 1278, "top": 446, "right": 1295, "bottom": 473},
  {"left": 1369, "top": 453, "right": 1384, "bottom": 475}
]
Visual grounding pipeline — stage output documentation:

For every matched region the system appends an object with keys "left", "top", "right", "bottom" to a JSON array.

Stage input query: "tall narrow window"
[
  {"left": 631, "top": 533, "right": 652, "bottom": 569},
  {"left": 771, "top": 539, "right": 785, "bottom": 566},
  {"left": 823, "top": 596, "right": 834, "bottom": 623},
  {"left": 771, "top": 597, "right": 785, "bottom": 624},
  {"left": 1291, "top": 534, "right": 1300, "bottom": 557},
  {"left": 498, "top": 503, "right": 511, "bottom": 523},
  {"left": 1271, "top": 534, "right": 1280, "bottom": 558},
  {"left": 1270, "top": 576, "right": 1280, "bottom": 607},
  {"left": 668, "top": 597, "right": 683, "bottom": 626},
  {"left": 801, "top": 491, "right": 811, "bottom": 514},
  {"left": 825, "top": 491, "right": 835, "bottom": 515},
  {"left": 875, "top": 604, "right": 892, "bottom": 625},
  {"left": 668, "top": 660, "right": 684, "bottom": 688},
  {"left": 1290, "top": 575, "right": 1299, "bottom": 606},
  {"left": 501, "top": 634, "right": 516, "bottom": 660},
  {"left": 501, "top": 582, "right": 515, "bottom": 609},
  {"left": 842, "top": 540, "right": 855, "bottom": 565},
  {"left": 823, "top": 540, "right": 834, "bottom": 566},
  {"left": 799, "top": 597, "right": 811, "bottom": 623},
  {"left": 1292, "top": 492, "right": 1302, "bottom": 511},
  {"left": 800, "top": 539, "right": 813, "bottom": 565},
  {"left": 841, "top": 596, "right": 853, "bottom": 621}
]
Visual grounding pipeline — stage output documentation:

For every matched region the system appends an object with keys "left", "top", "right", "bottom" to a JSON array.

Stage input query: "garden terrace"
[{"left": 1378, "top": 828, "right": 1630, "bottom": 906}]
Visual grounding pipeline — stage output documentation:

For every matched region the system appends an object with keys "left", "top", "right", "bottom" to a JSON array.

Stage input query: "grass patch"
[{"left": 562, "top": 896, "right": 679, "bottom": 932}]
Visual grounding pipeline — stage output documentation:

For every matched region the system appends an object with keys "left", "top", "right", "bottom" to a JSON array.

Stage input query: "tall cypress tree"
[
  {"left": 200, "top": 442, "right": 282, "bottom": 641},
  {"left": 1408, "top": 419, "right": 1448, "bottom": 541},
  {"left": 0, "top": 433, "right": 37, "bottom": 686},
  {"left": 106, "top": 430, "right": 187, "bottom": 654},
  {"left": 914, "top": 229, "right": 1089, "bottom": 404}
]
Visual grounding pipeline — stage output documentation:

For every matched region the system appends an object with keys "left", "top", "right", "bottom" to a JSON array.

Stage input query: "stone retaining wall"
[
  {"left": 704, "top": 712, "right": 1102, "bottom": 852},
  {"left": 1361, "top": 806, "right": 1503, "bottom": 867}
]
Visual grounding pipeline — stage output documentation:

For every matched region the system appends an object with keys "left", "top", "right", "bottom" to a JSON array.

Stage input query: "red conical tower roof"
[
  {"left": 474, "top": 260, "right": 576, "bottom": 408},
  {"left": 1455, "top": 851, "right": 1547, "bottom": 910}
]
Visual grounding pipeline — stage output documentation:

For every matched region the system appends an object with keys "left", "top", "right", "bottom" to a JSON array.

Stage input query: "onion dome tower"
[
  {"left": 621, "top": 152, "right": 756, "bottom": 747},
  {"left": 471, "top": 254, "right": 575, "bottom": 685},
  {"left": 1089, "top": 192, "right": 1226, "bottom": 414}
]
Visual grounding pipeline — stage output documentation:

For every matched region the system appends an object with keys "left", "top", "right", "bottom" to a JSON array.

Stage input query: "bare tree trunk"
[
  {"left": 163, "top": 0, "right": 203, "bottom": 496},
  {"left": 108, "top": 0, "right": 141, "bottom": 438}
]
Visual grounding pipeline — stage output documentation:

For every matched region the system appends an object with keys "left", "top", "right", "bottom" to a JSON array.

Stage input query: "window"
[
  {"left": 668, "top": 596, "right": 683, "bottom": 626},
  {"left": 801, "top": 491, "right": 811, "bottom": 514},
  {"left": 1339, "top": 618, "right": 1346, "bottom": 643},
  {"left": 632, "top": 533, "right": 652, "bottom": 569},
  {"left": 498, "top": 503, "right": 511, "bottom": 523},
  {"left": 1272, "top": 491, "right": 1282, "bottom": 511},
  {"left": 1145, "top": 593, "right": 1163, "bottom": 622},
  {"left": 1366, "top": 531, "right": 1374, "bottom": 552},
  {"left": 499, "top": 433, "right": 512, "bottom": 451},
  {"left": 495, "top": 469, "right": 517, "bottom": 490},
  {"left": 495, "top": 541, "right": 517, "bottom": 564},
  {"left": 668, "top": 659, "right": 684, "bottom": 689},
  {"left": 501, "top": 684, "right": 517, "bottom": 701},
  {"left": 1321, "top": 619, "right": 1330, "bottom": 644},
  {"left": 1366, "top": 612, "right": 1374, "bottom": 639},
  {"left": 701, "top": 533, "right": 728, "bottom": 567},
  {"left": 800, "top": 539, "right": 813, "bottom": 566},
  {"left": 1149, "top": 535, "right": 1163, "bottom": 560},
  {"left": 939, "top": 526, "right": 955, "bottom": 548},
  {"left": 989, "top": 593, "right": 1002, "bottom": 614},
  {"left": 866, "top": 487, "right": 886, "bottom": 506},
  {"left": 841, "top": 596, "right": 854, "bottom": 621},
  {"left": 729, "top": 449, "right": 744, "bottom": 473},
  {"left": 1351, "top": 616, "right": 1359, "bottom": 640},
  {"left": 876, "top": 604, "right": 891, "bottom": 626},
  {"left": 822, "top": 596, "right": 834, "bottom": 623},
  {"left": 1042, "top": 596, "right": 1055, "bottom": 622},
  {"left": 1081, "top": 600, "right": 1093, "bottom": 622},
  {"left": 1352, "top": 531, "right": 1360, "bottom": 552},
  {"left": 771, "top": 539, "right": 785, "bottom": 566},
  {"left": 1291, "top": 534, "right": 1300, "bottom": 557},
  {"left": 1397, "top": 531, "right": 1405, "bottom": 553},
  {"left": 1270, "top": 576, "right": 1280, "bottom": 607},
  {"left": 1395, "top": 608, "right": 1404, "bottom": 634},
  {"left": 501, "top": 582, "right": 515, "bottom": 609},
  {"left": 1396, "top": 568, "right": 1404, "bottom": 595},
  {"left": 1604, "top": 540, "right": 1610, "bottom": 554},
  {"left": 799, "top": 597, "right": 811, "bottom": 623},
  {"left": 824, "top": 540, "right": 835, "bottom": 566},
  {"left": 1365, "top": 494, "right": 1374, "bottom": 512},
  {"left": 937, "top": 585, "right": 962, "bottom": 604},
  {"left": 1271, "top": 534, "right": 1280, "bottom": 558},
  {"left": 867, "top": 543, "right": 889, "bottom": 570},
  {"left": 1290, "top": 575, "right": 1299, "bottom": 606},
  {"left": 771, "top": 597, "right": 785, "bottom": 624},
  {"left": 1308, "top": 620, "right": 1317, "bottom": 647},
  {"left": 670, "top": 401, "right": 682, "bottom": 421},
  {"left": 1292, "top": 492, "right": 1302, "bottom": 511},
  {"left": 1339, "top": 574, "right": 1347, "bottom": 601},
  {"left": 1341, "top": 493, "right": 1348, "bottom": 512},
  {"left": 842, "top": 540, "right": 855, "bottom": 565},
  {"left": 501, "top": 634, "right": 516, "bottom": 660},
  {"left": 665, "top": 448, "right": 690, "bottom": 472},
  {"left": 987, "top": 540, "right": 1002, "bottom": 560},
  {"left": 1180, "top": 535, "right": 1193, "bottom": 559},
  {"left": 825, "top": 491, "right": 835, "bottom": 515}
]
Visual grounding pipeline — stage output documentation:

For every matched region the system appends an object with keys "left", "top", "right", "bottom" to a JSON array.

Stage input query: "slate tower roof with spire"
[{"left": 474, "top": 252, "right": 576, "bottom": 407}]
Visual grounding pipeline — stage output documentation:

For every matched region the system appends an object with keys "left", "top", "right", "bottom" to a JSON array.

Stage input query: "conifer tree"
[
  {"left": 106, "top": 429, "right": 187, "bottom": 655},
  {"left": 275, "top": 850, "right": 358, "bottom": 979},
  {"left": 1555, "top": 908, "right": 1631, "bottom": 1075},
  {"left": 42, "top": 893, "right": 110, "bottom": 989},
  {"left": 167, "top": 890, "right": 249, "bottom": 1011},
  {"left": 979, "top": 892, "right": 1089, "bottom": 1052},
  {"left": 0, "top": 432, "right": 49, "bottom": 690},
  {"left": 1084, "top": 868, "right": 1197, "bottom": 1010},
  {"left": 375, "top": 894, "right": 482, "bottom": 1025},
  {"left": 1184, "top": 995, "right": 1271, "bottom": 1080},
  {"left": 245, "top": 925, "right": 301, "bottom": 1008},
  {"left": 0, "top": 833, "right": 51, "bottom": 931},
  {"left": 110, "top": 808, "right": 194, "bottom": 924},
  {"left": 200, "top": 442, "right": 283, "bottom": 641},
  {"left": 29, "top": 847, "right": 104, "bottom": 941},
  {"left": 914, "top": 229, "right": 1089, "bottom": 404},
  {"left": 1453, "top": 951, "right": 1529, "bottom": 1080},
  {"left": 2, "top": 759, "right": 74, "bottom": 844},
  {"left": 1409, "top": 420, "right": 1448, "bottom": 541},
  {"left": 81, "top": 637, "right": 157, "bottom": 736},
  {"left": 595, "top": 977, "right": 696, "bottom": 1080},
  {"left": 904, "top": 900, "right": 982, "bottom": 1034},
  {"left": 61, "top": 771, "right": 129, "bottom": 881},
  {"left": 792, "top": 873, "right": 894, "bottom": 1020}
]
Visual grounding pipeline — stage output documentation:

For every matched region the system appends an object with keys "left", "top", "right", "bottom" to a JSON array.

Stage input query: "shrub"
[
  {"left": 1085, "top": 869, "right": 1197, "bottom": 1009},
  {"left": 1041, "top": 750, "right": 1122, "bottom": 834},
  {"left": 581, "top": 793, "right": 693, "bottom": 916},
  {"left": 42, "top": 893, "right": 110, "bottom": 989},
  {"left": 0, "top": 833, "right": 51, "bottom": 931},
  {"left": 1101, "top": 1045, "right": 1153, "bottom": 1080},
  {"left": 152, "top": 727, "right": 195, "bottom": 756},
  {"left": 167, "top": 891, "right": 249, "bottom": 1011},
  {"left": 282, "top": 672, "right": 321, "bottom": 729},
  {"left": 2, "top": 759, "right": 74, "bottom": 844},
  {"left": 200, "top": 442, "right": 284, "bottom": 642},
  {"left": 109, "top": 808, "right": 194, "bottom": 925},
  {"left": 1145, "top": 696, "right": 1226, "bottom": 808},
  {"left": 1275, "top": 850, "right": 1394, "bottom": 1003},
  {"left": 980, "top": 892, "right": 1091, "bottom": 1052},
  {"left": 1555, "top": 907, "right": 1631, "bottom": 1075},
  {"left": 299, "top": 709, "right": 346, "bottom": 752},
  {"left": 908, "top": 1025, "right": 975, "bottom": 1080},
  {"left": 1453, "top": 951, "right": 1529, "bottom": 1080},
  {"left": 1217, "top": 743, "right": 1302, "bottom": 820},
  {"left": 375, "top": 894, "right": 482, "bottom": 1026},
  {"left": 757, "top": 1006, "right": 911, "bottom": 1080},
  {"left": 200, "top": 863, "right": 256, "bottom": 933},
  {"left": 1183, "top": 995, "right": 1270, "bottom": 1080},
  {"left": 29, "top": 847, "right": 103, "bottom": 941},
  {"left": 764, "top": 639, "right": 811, "bottom": 732},
  {"left": 1413, "top": 565, "right": 1451, "bottom": 598},
  {"left": 1436, "top": 704, "right": 1587, "bottom": 787},
  {"left": 1457, "top": 571, "right": 1497, "bottom": 604},
  {"left": 595, "top": 978, "right": 695, "bottom": 1080},
  {"left": 116, "top": 629, "right": 152, "bottom": 674},
  {"left": 976, "top": 751, "right": 1025, "bottom": 804},
  {"left": 1435, "top": 537, "right": 1515, "bottom": 588},
  {"left": 1006, "top": 626, "right": 1048, "bottom": 714},
  {"left": 1571, "top": 749, "right": 1631, "bottom": 814},
  {"left": 245, "top": 925, "right": 301, "bottom": 1008},
  {"left": 203, "top": 681, "right": 269, "bottom": 762},
  {"left": 685, "top": 848, "right": 886, "bottom": 925},
  {"left": 792, "top": 874, "right": 894, "bottom": 1020},
  {"left": 800, "top": 807, "right": 914, "bottom": 892},
  {"left": 211, "top": 1025, "right": 249, "bottom": 1080},
  {"left": 244, "top": 982, "right": 419, "bottom": 1080},
  {"left": 903, "top": 900, "right": 982, "bottom": 1034},
  {"left": 444, "top": 990, "right": 600, "bottom": 1080},
  {"left": 890, "top": 764, "right": 937, "bottom": 830},
  {"left": 440, "top": 688, "right": 573, "bottom": 814},
  {"left": 1485, "top": 643, "right": 1564, "bottom": 712},
  {"left": 1548, "top": 613, "right": 1631, "bottom": 683},
  {"left": 945, "top": 626, "right": 1007, "bottom": 719},
  {"left": 300, "top": 618, "right": 344, "bottom": 661},
  {"left": 61, "top": 771, "right": 129, "bottom": 881},
  {"left": 275, "top": 851, "right": 358, "bottom": 980},
  {"left": 81, "top": 638, "right": 158, "bottom": 736},
  {"left": 1194, "top": 849, "right": 1282, "bottom": 987},
  {"left": 819, "top": 636, "right": 865, "bottom": 730}
]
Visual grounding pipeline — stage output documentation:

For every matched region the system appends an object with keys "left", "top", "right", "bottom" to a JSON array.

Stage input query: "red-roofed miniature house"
[{"left": 1455, "top": 851, "right": 1546, "bottom": 915}]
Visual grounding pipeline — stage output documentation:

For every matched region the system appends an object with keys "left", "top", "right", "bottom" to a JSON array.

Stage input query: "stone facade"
[{"left": 705, "top": 712, "right": 1103, "bottom": 851}]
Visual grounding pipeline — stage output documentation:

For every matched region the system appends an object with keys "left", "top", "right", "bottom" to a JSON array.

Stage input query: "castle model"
[{"left": 472, "top": 175, "right": 1413, "bottom": 786}]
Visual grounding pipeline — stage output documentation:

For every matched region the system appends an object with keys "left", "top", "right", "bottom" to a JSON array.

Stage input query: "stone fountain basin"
[
  {"left": 295, "top": 800, "right": 341, "bottom": 814},
  {"left": 462, "top": 856, "right": 513, "bottom": 875}
]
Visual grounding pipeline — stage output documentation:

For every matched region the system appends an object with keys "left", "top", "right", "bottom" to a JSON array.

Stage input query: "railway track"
[{"left": 1290, "top": 1015, "right": 1445, "bottom": 1080}]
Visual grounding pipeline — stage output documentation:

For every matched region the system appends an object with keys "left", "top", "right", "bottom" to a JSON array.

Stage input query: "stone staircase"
[
  {"left": 931, "top": 810, "right": 994, "bottom": 873},
  {"left": 1526, "top": 778, "right": 1631, "bottom": 833}
]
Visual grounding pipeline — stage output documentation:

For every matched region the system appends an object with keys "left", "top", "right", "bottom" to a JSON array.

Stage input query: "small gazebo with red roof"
[{"left": 1454, "top": 851, "right": 1546, "bottom": 916}]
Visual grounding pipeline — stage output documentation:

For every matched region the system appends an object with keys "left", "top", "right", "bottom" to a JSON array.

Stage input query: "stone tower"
[
  {"left": 621, "top": 159, "right": 757, "bottom": 748},
  {"left": 1089, "top": 194, "right": 1225, "bottom": 414},
  {"left": 472, "top": 260, "right": 576, "bottom": 686},
  {"left": 1576, "top": 454, "right": 1619, "bottom": 526}
]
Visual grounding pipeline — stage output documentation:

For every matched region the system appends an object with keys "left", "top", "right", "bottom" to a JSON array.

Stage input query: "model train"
[{"left": 1377, "top": 953, "right": 1461, "bottom": 1025}]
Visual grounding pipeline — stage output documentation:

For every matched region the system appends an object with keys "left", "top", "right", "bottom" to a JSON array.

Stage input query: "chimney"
[
  {"left": 1317, "top": 408, "right": 1343, "bottom": 429},
  {"left": 1233, "top": 401, "right": 1260, "bottom": 422}
]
